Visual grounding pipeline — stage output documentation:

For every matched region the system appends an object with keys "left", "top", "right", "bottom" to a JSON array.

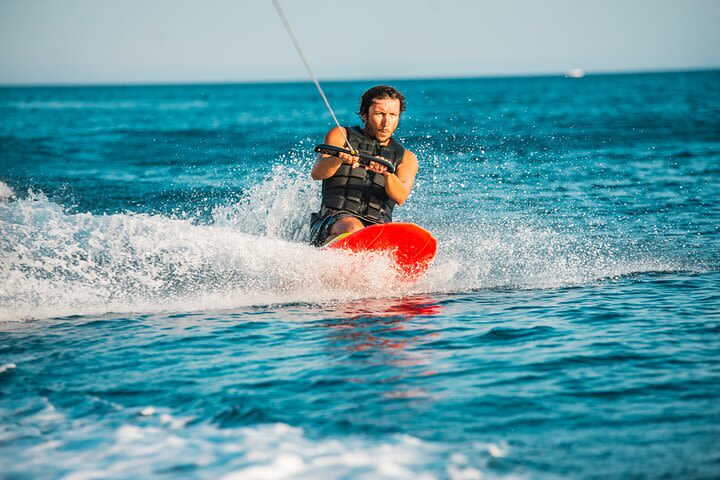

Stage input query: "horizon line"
[{"left": 1, "top": 66, "right": 718, "bottom": 89}]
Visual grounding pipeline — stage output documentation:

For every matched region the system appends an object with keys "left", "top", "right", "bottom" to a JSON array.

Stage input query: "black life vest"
[{"left": 320, "top": 126, "right": 405, "bottom": 224}]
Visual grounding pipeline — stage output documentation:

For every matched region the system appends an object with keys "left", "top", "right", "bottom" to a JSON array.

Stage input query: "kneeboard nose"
[{"left": 325, "top": 223, "right": 437, "bottom": 279}]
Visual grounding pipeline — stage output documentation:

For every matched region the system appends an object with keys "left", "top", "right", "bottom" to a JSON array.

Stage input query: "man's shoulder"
[
  {"left": 401, "top": 148, "right": 418, "bottom": 164},
  {"left": 324, "top": 125, "right": 348, "bottom": 144},
  {"left": 327, "top": 125, "right": 347, "bottom": 135}
]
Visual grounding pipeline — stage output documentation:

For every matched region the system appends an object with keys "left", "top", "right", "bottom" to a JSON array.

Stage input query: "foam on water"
[
  {"left": 0, "top": 363, "right": 16, "bottom": 374},
  {"left": 2, "top": 398, "right": 518, "bottom": 480},
  {"left": 211, "top": 163, "right": 319, "bottom": 243},
  {"left": 0, "top": 190, "right": 408, "bottom": 323},
  {"left": 0, "top": 182, "right": 14, "bottom": 200},
  {"left": 0, "top": 171, "right": 683, "bottom": 322}
]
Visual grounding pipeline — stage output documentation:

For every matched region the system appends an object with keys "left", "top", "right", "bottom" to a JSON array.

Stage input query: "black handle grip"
[{"left": 314, "top": 144, "right": 396, "bottom": 174}]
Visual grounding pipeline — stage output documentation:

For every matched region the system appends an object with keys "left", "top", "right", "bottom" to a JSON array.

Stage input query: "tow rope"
[{"left": 272, "top": 0, "right": 354, "bottom": 152}]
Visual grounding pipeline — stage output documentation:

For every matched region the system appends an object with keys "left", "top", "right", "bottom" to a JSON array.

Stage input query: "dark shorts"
[{"left": 309, "top": 209, "right": 373, "bottom": 247}]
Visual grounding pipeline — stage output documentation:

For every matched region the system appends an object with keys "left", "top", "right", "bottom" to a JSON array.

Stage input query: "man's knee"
[{"left": 330, "top": 216, "right": 364, "bottom": 236}]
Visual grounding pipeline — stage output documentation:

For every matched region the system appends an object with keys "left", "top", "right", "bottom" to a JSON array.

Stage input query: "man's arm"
[
  {"left": 311, "top": 126, "right": 358, "bottom": 180},
  {"left": 382, "top": 150, "right": 418, "bottom": 206}
]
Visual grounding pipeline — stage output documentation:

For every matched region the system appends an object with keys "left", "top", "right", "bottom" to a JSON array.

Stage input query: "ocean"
[{"left": 1, "top": 71, "right": 719, "bottom": 479}]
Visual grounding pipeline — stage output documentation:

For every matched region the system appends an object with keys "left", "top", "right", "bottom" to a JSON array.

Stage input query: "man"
[{"left": 310, "top": 85, "right": 418, "bottom": 246}]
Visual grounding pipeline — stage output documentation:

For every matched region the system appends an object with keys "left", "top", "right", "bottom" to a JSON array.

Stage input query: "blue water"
[{"left": 1, "top": 71, "right": 719, "bottom": 479}]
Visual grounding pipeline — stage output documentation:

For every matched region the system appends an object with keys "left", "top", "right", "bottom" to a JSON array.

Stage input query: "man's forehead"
[{"left": 369, "top": 97, "right": 400, "bottom": 112}]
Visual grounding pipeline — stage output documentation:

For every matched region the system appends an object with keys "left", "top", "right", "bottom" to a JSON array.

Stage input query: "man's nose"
[{"left": 380, "top": 115, "right": 387, "bottom": 126}]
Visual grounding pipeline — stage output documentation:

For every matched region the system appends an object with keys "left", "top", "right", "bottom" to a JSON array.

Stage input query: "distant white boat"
[{"left": 566, "top": 68, "right": 585, "bottom": 78}]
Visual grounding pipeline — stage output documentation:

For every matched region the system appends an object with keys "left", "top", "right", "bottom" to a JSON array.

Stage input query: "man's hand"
[
  {"left": 365, "top": 160, "right": 388, "bottom": 175},
  {"left": 337, "top": 151, "right": 360, "bottom": 169}
]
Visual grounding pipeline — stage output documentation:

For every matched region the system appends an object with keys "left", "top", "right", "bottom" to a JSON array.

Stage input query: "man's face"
[{"left": 363, "top": 97, "right": 401, "bottom": 144}]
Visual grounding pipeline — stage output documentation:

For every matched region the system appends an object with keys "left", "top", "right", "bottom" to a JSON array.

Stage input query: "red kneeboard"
[{"left": 325, "top": 223, "right": 437, "bottom": 278}]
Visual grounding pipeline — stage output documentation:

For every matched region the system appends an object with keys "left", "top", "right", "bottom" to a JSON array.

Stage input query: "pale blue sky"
[{"left": 1, "top": 0, "right": 719, "bottom": 85}]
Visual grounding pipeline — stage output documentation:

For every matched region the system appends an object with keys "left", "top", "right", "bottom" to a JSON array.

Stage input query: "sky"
[{"left": 1, "top": 0, "right": 719, "bottom": 85}]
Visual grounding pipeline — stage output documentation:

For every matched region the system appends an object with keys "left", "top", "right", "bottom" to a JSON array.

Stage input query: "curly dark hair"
[{"left": 357, "top": 85, "right": 406, "bottom": 120}]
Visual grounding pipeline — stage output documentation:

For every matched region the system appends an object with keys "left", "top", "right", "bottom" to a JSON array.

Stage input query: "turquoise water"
[{"left": 1, "top": 71, "right": 719, "bottom": 479}]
